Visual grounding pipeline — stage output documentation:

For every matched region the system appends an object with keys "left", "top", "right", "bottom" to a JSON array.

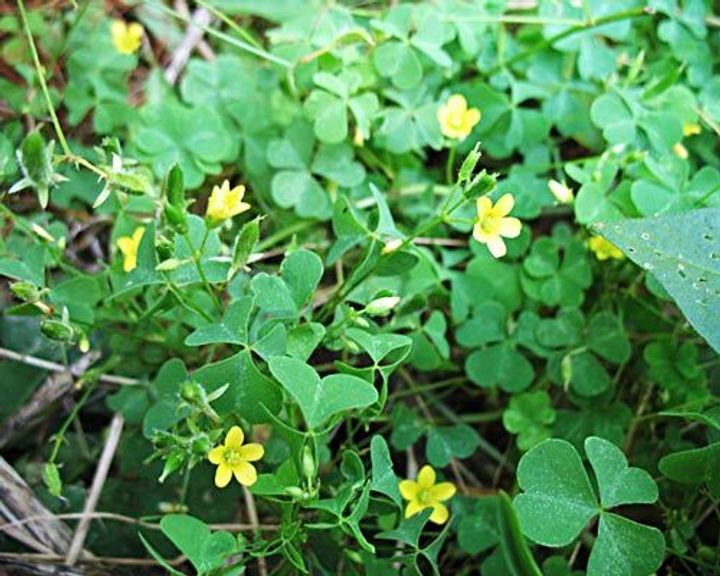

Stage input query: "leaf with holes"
[{"left": 596, "top": 208, "right": 720, "bottom": 353}]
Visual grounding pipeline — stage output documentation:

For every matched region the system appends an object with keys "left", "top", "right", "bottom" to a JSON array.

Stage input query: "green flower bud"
[
  {"left": 10, "top": 281, "right": 40, "bottom": 302},
  {"left": 40, "top": 319, "right": 74, "bottom": 342},
  {"left": 302, "top": 445, "right": 316, "bottom": 480},
  {"left": 464, "top": 170, "right": 497, "bottom": 200},
  {"left": 164, "top": 204, "right": 188, "bottom": 235},
  {"left": 181, "top": 380, "right": 203, "bottom": 403},
  {"left": 165, "top": 164, "right": 185, "bottom": 208},
  {"left": 365, "top": 296, "right": 400, "bottom": 316},
  {"left": 192, "top": 434, "right": 213, "bottom": 455},
  {"left": 156, "top": 234, "right": 175, "bottom": 262},
  {"left": 159, "top": 451, "right": 185, "bottom": 483}
]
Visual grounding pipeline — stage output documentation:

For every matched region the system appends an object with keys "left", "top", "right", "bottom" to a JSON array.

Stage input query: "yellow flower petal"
[
  {"left": 405, "top": 499, "right": 425, "bottom": 519},
  {"left": 683, "top": 122, "right": 701, "bottom": 137},
  {"left": 429, "top": 502, "right": 449, "bottom": 524},
  {"left": 225, "top": 426, "right": 244, "bottom": 449},
  {"left": 116, "top": 227, "right": 145, "bottom": 272},
  {"left": 215, "top": 463, "right": 233, "bottom": 488},
  {"left": 232, "top": 461, "right": 258, "bottom": 486},
  {"left": 486, "top": 235, "right": 507, "bottom": 258},
  {"left": 116, "top": 236, "right": 135, "bottom": 255},
  {"left": 588, "top": 236, "right": 624, "bottom": 261},
  {"left": 399, "top": 480, "right": 420, "bottom": 501},
  {"left": 111, "top": 19, "right": 143, "bottom": 55},
  {"left": 498, "top": 217, "right": 522, "bottom": 238},
  {"left": 430, "top": 481, "right": 457, "bottom": 502},
  {"left": 465, "top": 107, "right": 481, "bottom": 128},
  {"left": 446, "top": 94, "right": 468, "bottom": 114},
  {"left": 492, "top": 193, "right": 515, "bottom": 217},
  {"left": 238, "top": 443, "right": 264, "bottom": 462},
  {"left": 208, "top": 446, "right": 225, "bottom": 465},
  {"left": 417, "top": 465, "right": 436, "bottom": 489},
  {"left": 476, "top": 196, "right": 493, "bottom": 221}
]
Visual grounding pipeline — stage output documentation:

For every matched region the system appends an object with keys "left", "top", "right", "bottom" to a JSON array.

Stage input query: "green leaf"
[
  {"left": 565, "top": 351, "right": 611, "bottom": 397},
  {"left": 585, "top": 437, "right": 658, "bottom": 508},
  {"left": 586, "top": 312, "right": 631, "bottom": 364},
  {"left": 230, "top": 218, "right": 260, "bottom": 277},
  {"left": 370, "top": 435, "right": 402, "bottom": 507},
  {"left": 194, "top": 351, "right": 282, "bottom": 424},
  {"left": 160, "top": 514, "right": 238, "bottom": 574},
  {"left": 268, "top": 357, "right": 378, "bottom": 429},
  {"left": 160, "top": 514, "right": 209, "bottom": 573},
  {"left": 514, "top": 438, "right": 665, "bottom": 576},
  {"left": 497, "top": 491, "right": 543, "bottom": 576},
  {"left": 588, "top": 513, "right": 665, "bottom": 576},
  {"left": 281, "top": 249, "right": 324, "bottom": 310},
  {"left": 514, "top": 439, "right": 598, "bottom": 547},
  {"left": 373, "top": 41, "right": 422, "bottom": 90},
  {"left": 503, "top": 391, "right": 556, "bottom": 451},
  {"left": 425, "top": 425, "right": 481, "bottom": 467},
  {"left": 659, "top": 442, "right": 720, "bottom": 498},
  {"left": 271, "top": 169, "right": 331, "bottom": 220},
  {"left": 596, "top": 208, "right": 720, "bottom": 353},
  {"left": 466, "top": 343, "right": 534, "bottom": 392},
  {"left": 457, "top": 496, "right": 500, "bottom": 555},
  {"left": 185, "top": 296, "right": 254, "bottom": 346},
  {"left": 135, "top": 101, "right": 236, "bottom": 188}
]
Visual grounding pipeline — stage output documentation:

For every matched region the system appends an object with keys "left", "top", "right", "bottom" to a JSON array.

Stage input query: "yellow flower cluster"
[
  {"left": 399, "top": 465, "right": 456, "bottom": 524},
  {"left": 110, "top": 20, "right": 143, "bottom": 55},
  {"left": 208, "top": 426, "right": 264, "bottom": 488},
  {"left": 438, "top": 95, "right": 481, "bottom": 140}
]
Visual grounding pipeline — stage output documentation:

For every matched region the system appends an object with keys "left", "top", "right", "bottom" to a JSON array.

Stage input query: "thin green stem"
[
  {"left": 145, "top": 1, "right": 292, "bottom": 68},
  {"left": 440, "top": 13, "right": 592, "bottom": 25},
  {"left": 257, "top": 220, "right": 314, "bottom": 251},
  {"left": 487, "top": 7, "right": 649, "bottom": 75},
  {"left": 17, "top": 0, "right": 71, "bottom": 156},
  {"left": 183, "top": 231, "right": 223, "bottom": 313},
  {"left": 162, "top": 274, "right": 213, "bottom": 322},
  {"left": 195, "top": 0, "right": 263, "bottom": 50},
  {"left": 445, "top": 146, "right": 457, "bottom": 185},
  {"left": 49, "top": 381, "right": 96, "bottom": 462}
]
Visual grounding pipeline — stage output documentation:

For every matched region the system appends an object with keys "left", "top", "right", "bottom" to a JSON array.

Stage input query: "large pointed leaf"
[
  {"left": 596, "top": 208, "right": 720, "bottom": 352},
  {"left": 268, "top": 357, "right": 378, "bottom": 429}
]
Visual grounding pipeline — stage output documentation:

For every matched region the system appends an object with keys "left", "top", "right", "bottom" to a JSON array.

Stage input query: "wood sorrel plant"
[{"left": 1, "top": 1, "right": 719, "bottom": 575}]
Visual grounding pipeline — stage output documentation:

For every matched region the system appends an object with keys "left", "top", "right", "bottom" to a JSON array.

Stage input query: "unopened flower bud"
[
  {"left": 366, "top": 296, "right": 401, "bottom": 316},
  {"left": 40, "top": 319, "right": 74, "bottom": 342},
  {"left": 548, "top": 179, "right": 574, "bottom": 204},
  {"left": 10, "top": 281, "right": 40, "bottom": 302}
]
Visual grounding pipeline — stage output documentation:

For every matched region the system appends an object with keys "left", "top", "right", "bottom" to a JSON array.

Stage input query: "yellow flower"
[
  {"left": 548, "top": 179, "right": 574, "bottom": 205},
  {"left": 588, "top": 236, "right": 624, "bottom": 261},
  {"left": 683, "top": 122, "right": 701, "bottom": 137},
  {"left": 206, "top": 180, "right": 251, "bottom": 225},
  {"left": 437, "top": 94, "right": 481, "bottom": 140},
  {"left": 399, "top": 465, "right": 456, "bottom": 525},
  {"left": 110, "top": 20, "right": 143, "bottom": 55},
  {"left": 117, "top": 227, "right": 145, "bottom": 272},
  {"left": 208, "top": 426, "right": 264, "bottom": 488},
  {"left": 473, "top": 193, "right": 522, "bottom": 258}
]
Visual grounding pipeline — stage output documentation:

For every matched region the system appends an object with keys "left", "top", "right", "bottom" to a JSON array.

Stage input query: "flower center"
[
  {"left": 417, "top": 489, "right": 433, "bottom": 505},
  {"left": 478, "top": 216, "right": 500, "bottom": 235},
  {"left": 449, "top": 113, "right": 465, "bottom": 129},
  {"left": 223, "top": 448, "right": 243, "bottom": 466}
]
